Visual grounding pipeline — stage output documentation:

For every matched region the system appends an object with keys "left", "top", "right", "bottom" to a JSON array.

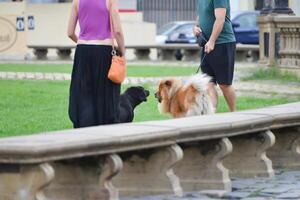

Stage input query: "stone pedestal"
[
  {"left": 134, "top": 49, "right": 151, "bottom": 60},
  {"left": 33, "top": 48, "right": 48, "bottom": 60},
  {"left": 224, "top": 131, "right": 275, "bottom": 178},
  {"left": 183, "top": 49, "right": 200, "bottom": 62},
  {"left": 57, "top": 49, "right": 72, "bottom": 60},
  {"left": 174, "top": 138, "right": 232, "bottom": 193},
  {"left": 45, "top": 154, "right": 122, "bottom": 200},
  {"left": 159, "top": 49, "right": 177, "bottom": 61},
  {"left": 113, "top": 145, "right": 183, "bottom": 197},
  {"left": 268, "top": 127, "right": 300, "bottom": 169},
  {"left": 0, "top": 163, "right": 54, "bottom": 200},
  {"left": 257, "top": 15, "right": 279, "bottom": 66}
]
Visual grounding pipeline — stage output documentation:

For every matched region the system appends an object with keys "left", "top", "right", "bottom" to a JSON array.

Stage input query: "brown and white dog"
[{"left": 155, "top": 74, "right": 214, "bottom": 118}]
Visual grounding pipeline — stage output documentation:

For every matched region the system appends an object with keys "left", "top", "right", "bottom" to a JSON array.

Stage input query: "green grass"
[
  {"left": 0, "top": 80, "right": 72, "bottom": 138},
  {"left": 0, "top": 79, "right": 298, "bottom": 138},
  {"left": 0, "top": 64, "right": 72, "bottom": 73},
  {"left": 243, "top": 67, "right": 300, "bottom": 83},
  {"left": 0, "top": 63, "right": 196, "bottom": 77}
]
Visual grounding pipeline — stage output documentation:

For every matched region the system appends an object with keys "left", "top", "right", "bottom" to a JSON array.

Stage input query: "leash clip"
[{"left": 111, "top": 49, "right": 117, "bottom": 56}]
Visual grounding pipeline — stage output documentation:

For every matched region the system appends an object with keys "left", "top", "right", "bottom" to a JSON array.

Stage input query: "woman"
[{"left": 67, "top": 0, "right": 125, "bottom": 128}]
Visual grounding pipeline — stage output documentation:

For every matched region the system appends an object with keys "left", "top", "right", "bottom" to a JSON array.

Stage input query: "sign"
[
  {"left": 28, "top": 16, "right": 35, "bottom": 30},
  {"left": 16, "top": 17, "right": 25, "bottom": 31},
  {"left": 0, "top": 17, "right": 17, "bottom": 52}
]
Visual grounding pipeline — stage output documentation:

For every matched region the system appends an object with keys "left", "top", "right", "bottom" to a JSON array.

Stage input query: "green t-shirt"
[{"left": 197, "top": 0, "right": 236, "bottom": 44}]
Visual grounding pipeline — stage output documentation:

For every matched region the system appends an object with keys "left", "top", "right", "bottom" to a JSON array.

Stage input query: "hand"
[
  {"left": 204, "top": 40, "right": 215, "bottom": 54},
  {"left": 193, "top": 25, "right": 202, "bottom": 37},
  {"left": 116, "top": 47, "right": 126, "bottom": 57}
]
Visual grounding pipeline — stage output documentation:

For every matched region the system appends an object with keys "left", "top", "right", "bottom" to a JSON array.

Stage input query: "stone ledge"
[{"left": 0, "top": 103, "right": 299, "bottom": 164}]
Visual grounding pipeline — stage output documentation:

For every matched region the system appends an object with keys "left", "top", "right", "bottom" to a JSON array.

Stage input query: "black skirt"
[{"left": 69, "top": 44, "right": 120, "bottom": 128}]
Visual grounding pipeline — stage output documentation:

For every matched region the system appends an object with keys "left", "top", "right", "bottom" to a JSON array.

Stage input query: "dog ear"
[{"left": 165, "top": 80, "right": 172, "bottom": 87}]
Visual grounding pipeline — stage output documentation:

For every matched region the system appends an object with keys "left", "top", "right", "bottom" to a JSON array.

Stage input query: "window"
[
  {"left": 235, "top": 13, "right": 258, "bottom": 29},
  {"left": 176, "top": 24, "right": 194, "bottom": 35}
]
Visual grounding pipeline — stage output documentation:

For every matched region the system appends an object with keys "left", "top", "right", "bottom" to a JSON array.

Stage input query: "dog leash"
[
  {"left": 196, "top": 34, "right": 208, "bottom": 74},
  {"left": 196, "top": 52, "right": 207, "bottom": 74}
]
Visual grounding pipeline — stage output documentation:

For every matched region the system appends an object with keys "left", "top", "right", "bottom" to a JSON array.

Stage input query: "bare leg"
[
  {"left": 207, "top": 82, "right": 218, "bottom": 113},
  {"left": 219, "top": 84, "right": 236, "bottom": 112}
]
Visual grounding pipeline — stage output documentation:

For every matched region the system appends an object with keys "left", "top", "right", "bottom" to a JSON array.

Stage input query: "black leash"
[
  {"left": 196, "top": 52, "right": 207, "bottom": 74},
  {"left": 196, "top": 33, "right": 208, "bottom": 74}
]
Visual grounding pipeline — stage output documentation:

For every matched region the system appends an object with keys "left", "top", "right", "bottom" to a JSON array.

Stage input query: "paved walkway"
[
  {"left": 1, "top": 71, "right": 300, "bottom": 95},
  {"left": 121, "top": 170, "right": 300, "bottom": 200}
]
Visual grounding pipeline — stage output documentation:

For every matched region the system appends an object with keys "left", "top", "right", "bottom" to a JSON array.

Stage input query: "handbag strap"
[{"left": 108, "top": 0, "right": 116, "bottom": 55}]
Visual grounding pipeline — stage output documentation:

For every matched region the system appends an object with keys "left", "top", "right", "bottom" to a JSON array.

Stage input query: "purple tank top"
[{"left": 78, "top": 0, "right": 111, "bottom": 40}]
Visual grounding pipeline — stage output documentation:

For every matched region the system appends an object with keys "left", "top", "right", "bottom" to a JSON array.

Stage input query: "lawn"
[
  {"left": 242, "top": 66, "right": 300, "bottom": 83},
  {"left": 0, "top": 79, "right": 298, "bottom": 138},
  {"left": 0, "top": 63, "right": 197, "bottom": 77}
]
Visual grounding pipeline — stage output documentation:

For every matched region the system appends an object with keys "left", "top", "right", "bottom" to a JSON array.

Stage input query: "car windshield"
[
  {"left": 232, "top": 11, "right": 259, "bottom": 28},
  {"left": 231, "top": 11, "right": 241, "bottom": 20},
  {"left": 157, "top": 22, "right": 178, "bottom": 35}
]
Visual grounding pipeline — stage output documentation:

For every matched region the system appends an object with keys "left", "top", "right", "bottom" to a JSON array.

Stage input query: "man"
[{"left": 194, "top": 0, "right": 236, "bottom": 112}]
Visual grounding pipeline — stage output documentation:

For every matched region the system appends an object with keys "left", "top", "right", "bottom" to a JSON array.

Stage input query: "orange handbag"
[
  {"left": 108, "top": 51, "right": 126, "bottom": 84},
  {"left": 107, "top": 0, "right": 126, "bottom": 84}
]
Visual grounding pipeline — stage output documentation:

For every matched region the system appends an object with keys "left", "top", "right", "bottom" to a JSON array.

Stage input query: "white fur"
[
  {"left": 184, "top": 74, "right": 215, "bottom": 115},
  {"left": 183, "top": 73, "right": 211, "bottom": 92},
  {"left": 157, "top": 102, "right": 164, "bottom": 114},
  {"left": 186, "top": 93, "right": 214, "bottom": 116}
]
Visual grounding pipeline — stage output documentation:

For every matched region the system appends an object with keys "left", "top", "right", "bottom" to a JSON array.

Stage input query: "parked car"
[
  {"left": 155, "top": 21, "right": 196, "bottom": 44},
  {"left": 156, "top": 11, "right": 260, "bottom": 45},
  {"left": 231, "top": 11, "right": 260, "bottom": 44}
]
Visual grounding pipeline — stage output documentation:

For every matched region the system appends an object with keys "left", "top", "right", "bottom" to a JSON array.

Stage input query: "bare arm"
[
  {"left": 205, "top": 8, "right": 226, "bottom": 53},
  {"left": 110, "top": 0, "right": 125, "bottom": 57},
  {"left": 67, "top": 0, "right": 78, "bottom": 43}
]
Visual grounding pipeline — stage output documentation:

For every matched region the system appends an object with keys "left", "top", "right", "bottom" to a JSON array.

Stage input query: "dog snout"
[
  {"left": 142, "top": 90, "right": 150, "bottom": 102},
  {"left": 145, "top": 90, "right": 150, "bottom": 97},
  {"left": 154, "top": 92, "right": 162, "bottom": 103}
]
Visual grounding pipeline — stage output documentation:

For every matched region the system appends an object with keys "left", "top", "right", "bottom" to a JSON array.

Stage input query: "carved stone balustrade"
[
  {"left": 257, "top": 14, "right": 300, "bottom": 72},
  {"left": 0, "top": 102, "right": 299, "bottom": 200},
  {"left": 27, "top": 44, "right": 259, "bottom": 62},
  {"left": 274, "top": 16, "right": 300, "bottom": 69}
]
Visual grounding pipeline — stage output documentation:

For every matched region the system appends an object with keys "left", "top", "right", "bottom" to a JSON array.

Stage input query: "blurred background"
[{"left": 0, "top": 0, "right": 299, "bottom": 62}]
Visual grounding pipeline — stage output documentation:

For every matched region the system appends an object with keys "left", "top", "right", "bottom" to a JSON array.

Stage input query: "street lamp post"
[{"left": 261, "top": 0, "right": 294, "bottom": 14}]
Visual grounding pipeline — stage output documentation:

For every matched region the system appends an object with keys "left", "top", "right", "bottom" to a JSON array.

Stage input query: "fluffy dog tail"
[
  {"left": 184, "top": 73, "right": 215, "bottom": 115},
  {"left": 184, "top": 73, "right": 211, "bottom": 92}
]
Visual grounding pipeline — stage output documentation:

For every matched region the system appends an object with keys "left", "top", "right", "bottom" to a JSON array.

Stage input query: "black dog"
[{"left": 119, "top": 86, "right": 150, "bottom": 123}]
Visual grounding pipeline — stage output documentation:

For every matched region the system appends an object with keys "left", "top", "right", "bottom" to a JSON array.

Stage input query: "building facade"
[
  {"left": 137, "top": 0, "right": 196, "bottom": 29},
  {"left": 1, "top": 0, "right": 299, "bottom": 16},
  {"left": 135, "top": 0, "right": 300, "bottom": 29}
]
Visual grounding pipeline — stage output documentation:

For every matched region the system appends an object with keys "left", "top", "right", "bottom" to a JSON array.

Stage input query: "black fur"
[{"left": 119, "top": 86, "right": 150, "bottom": 123}]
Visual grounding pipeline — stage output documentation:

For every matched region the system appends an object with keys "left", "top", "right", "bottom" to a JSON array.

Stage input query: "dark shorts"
[{"left": 201, "top": 42, "right": 236, "bottom": 85}]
